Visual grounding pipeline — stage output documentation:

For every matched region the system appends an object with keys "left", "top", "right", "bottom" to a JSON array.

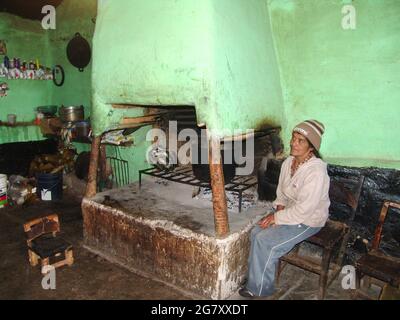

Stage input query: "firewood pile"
[{"left": 29, "top": 148, "right": 76, "bottom": 176}]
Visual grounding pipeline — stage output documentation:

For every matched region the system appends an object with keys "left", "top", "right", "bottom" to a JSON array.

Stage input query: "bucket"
[
  {"left": 0, "top": 174, "right": 8, "bottom": 208},
  {"left": 36, "top": 173, "right": 63, "bottom": 201}
]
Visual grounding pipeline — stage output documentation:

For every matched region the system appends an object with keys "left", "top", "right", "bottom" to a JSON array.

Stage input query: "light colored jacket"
[{"left": 273, "top": 156, "right": 330, "bottom": 227}]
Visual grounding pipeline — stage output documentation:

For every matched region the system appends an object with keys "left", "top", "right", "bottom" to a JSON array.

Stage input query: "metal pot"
[
  {"left": 191, "top": 131, "right": 237, "bottom": 184},
  {"left": 59, "top": 105, "right": 84, "bottom": 123}
]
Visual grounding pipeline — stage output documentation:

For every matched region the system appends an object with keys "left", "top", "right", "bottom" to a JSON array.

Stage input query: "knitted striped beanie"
[{"left": 293, "top": 120, "right": 325, "bottom": 151}]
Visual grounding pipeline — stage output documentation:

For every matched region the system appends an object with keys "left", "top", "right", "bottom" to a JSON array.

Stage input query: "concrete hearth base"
[{"left": 82, "top": 179, "right": 271, "bottom": 299}]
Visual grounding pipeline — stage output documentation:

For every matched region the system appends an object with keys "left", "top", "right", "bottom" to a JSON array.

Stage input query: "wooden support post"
[
  {"left": 85, "top": 135, "right": 102, "bottom": 198},
  {"left": 98, "top": 144, "right": 107, "bottom": 191},
  {"left": 208, "top": 135, "right": 229, "bottom": 237}
]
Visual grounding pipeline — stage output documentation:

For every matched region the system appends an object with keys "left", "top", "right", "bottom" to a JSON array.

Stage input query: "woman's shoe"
[{"left": 238, "top": 287, "right": 255, "bottom": 298}]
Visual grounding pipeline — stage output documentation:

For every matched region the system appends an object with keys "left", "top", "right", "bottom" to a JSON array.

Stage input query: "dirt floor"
[
  {"left": 0, "top": 191, "right": 379, "bottom": 300},
  {"left": 0, "top": 193, "right": 188, "bottom": 300}
]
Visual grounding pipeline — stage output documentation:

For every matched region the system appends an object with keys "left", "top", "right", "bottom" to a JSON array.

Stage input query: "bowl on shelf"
[{"left": 37, "top": 105, "right": 58, "bottom": 117}]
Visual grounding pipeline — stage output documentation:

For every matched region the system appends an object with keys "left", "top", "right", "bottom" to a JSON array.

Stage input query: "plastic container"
[
  {"left": 36, "top": 173, "right": 63, "bottom": 201},
  {"left": 0, "top": 174, "right": 8, "bottom": 208},
  {"left": 7, "top": 114, "right": 16, "bottom": 125}
]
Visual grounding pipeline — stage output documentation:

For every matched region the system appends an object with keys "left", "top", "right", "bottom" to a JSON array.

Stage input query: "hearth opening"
[{"left": 109, "top": 104, "right": 281, "bottom": 212}]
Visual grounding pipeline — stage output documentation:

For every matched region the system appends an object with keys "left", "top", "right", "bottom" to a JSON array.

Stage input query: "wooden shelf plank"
[{"left": 0, "top": 121, "right": 36, "bottom": 127}]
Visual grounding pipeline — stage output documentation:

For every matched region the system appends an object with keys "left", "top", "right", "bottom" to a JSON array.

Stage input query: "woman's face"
[{"left": 290, "top": 132, "right": 314, "bottom": 158}]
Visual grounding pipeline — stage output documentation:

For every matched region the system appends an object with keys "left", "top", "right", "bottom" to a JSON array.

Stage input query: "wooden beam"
[
  {"left": 98, "top": 144, "right": 107, "bottom": 189},
  {"left": 114, "top": 122, "right": 156, "bottom": 131},
  {"left": 112, "top": 104, "right": 143, "bottom": 109},
  {"left": 208, "top": 134, "right": 229, "bottom": 237},
  {"left": 0, "top": 121, "right": 36, "bottom": 127},
  {"left": 85, "top": 135, "right": 101, "bottom": 198},
  {"left": 120, "top": 114, "right": 162, "bottom": 125}
]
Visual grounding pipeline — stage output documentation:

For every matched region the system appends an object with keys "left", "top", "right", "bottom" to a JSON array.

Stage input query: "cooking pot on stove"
[
  {"left": 59, "top": 105, "right": 84, "bottom": 123},
  {"left": 191, "top": 134, "right": 237, "bottom": 184}
]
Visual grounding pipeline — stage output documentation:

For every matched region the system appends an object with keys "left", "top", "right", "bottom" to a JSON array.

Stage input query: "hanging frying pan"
[{"left": 66, "top": 32, "right": 91, "bottom": 72}]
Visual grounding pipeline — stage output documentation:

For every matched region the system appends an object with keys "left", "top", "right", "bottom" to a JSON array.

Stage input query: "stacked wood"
[{"left": 29, "top": 148, "right": 76, "bottom": 176}]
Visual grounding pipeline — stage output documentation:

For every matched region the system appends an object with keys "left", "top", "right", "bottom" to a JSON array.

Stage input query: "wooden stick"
[
  {"left": 120, "top": 114, "right": 161, "bottom": 125},
  {"left": 85, "top": 135, "right": 101, "bottom": 197},
  {"left": 208, "top": 134, "right": 229, "bottom": 237}
]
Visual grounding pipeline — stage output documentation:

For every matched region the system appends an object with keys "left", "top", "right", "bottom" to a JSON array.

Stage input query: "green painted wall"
[
  {"left": 0, "top": 1, "right": 96, "bottom": 153},
  {"left": 2, "top": 0, "right": 399, "bottom": 174},
  {"left": 92, "top": 0, "right": 400, "bottom": 171},
  {"left": 91, "top": 0, "right": 213, "bottom": 134},
  {"left": 0, "top": 13, "right": 50, "bottom": 144},
  {"left": 0, "top": 1, "right": 148, "bottom": 181},
  {"left": 106, "top": 125, "right": 152, "bottom": 183},
  {"left": 48, "top": 0, "right": 96, "bottom": 115},
  {"left": 91, "top": 0, "right": 284, "bottom": 136},
  {"left": 268, "top": 0, "right": 400, "bottom": 169},
  {"left": 91, "top": 0, "right": 285, "bottom": 180},
  {"left": 209, "top": 0, "right": 284, "bottom": 133},
  {"left": 48, "top": 0, "right": 97, "bottom": 154}
]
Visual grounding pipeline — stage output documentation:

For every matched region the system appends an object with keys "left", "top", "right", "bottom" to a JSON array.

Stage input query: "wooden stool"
[{"left": 23, "top": 214, "right": 73, "bottom": 273}]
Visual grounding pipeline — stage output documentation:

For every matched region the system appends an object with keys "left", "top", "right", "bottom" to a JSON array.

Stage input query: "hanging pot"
[
  {"left": 59, "top": 105, "right": 84, "bottom": 123},
  {"left": 66, "top": 32, "right": 91, "bottom": 72}
]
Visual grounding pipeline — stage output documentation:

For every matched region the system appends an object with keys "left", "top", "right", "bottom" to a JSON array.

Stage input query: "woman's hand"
[
  {"left": 258, "top": 206, "right": 284, "bottom": 229},
  {"left": 258, "top": 214, "right": 276, "bottom": 229}
]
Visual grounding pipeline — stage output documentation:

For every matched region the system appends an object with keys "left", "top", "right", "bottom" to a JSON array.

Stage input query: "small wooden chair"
[
  {"left": 23, "top": 214, "right": 73, "bottom": 273},
  {"left": 355, "top": 200, "right": 400, "bottom": 299},
  {"left": 276, "top": 175, "right": 365, "bottom": 299}
]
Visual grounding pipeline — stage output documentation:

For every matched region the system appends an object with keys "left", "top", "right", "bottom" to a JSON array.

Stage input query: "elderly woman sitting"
[{"left": 240, "top": 120, "right": 330, "bottom": 298}]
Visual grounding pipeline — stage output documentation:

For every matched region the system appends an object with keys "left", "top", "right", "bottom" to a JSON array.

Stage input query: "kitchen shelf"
[
  {"left": 0, "top": 77, "right": 52, "bottom": 81},
  {"left": 0, "top": 121, "right": 36, "bottom": 127},
  {"left": 43, "top": 133, "right": 133, "bottom": 147}
]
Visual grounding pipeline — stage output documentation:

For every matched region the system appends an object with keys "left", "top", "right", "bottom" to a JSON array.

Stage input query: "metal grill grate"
[
  {"left": 107, "top": 147, "right": 129, "bottom": 187},
  {"left": 139, "top": 165, "right": 257, "bottom": 212}
]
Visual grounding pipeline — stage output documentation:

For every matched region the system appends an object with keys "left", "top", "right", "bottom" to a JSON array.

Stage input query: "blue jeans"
[{"left": 246, "top": 223, "right": 321, "bottom": 296}]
